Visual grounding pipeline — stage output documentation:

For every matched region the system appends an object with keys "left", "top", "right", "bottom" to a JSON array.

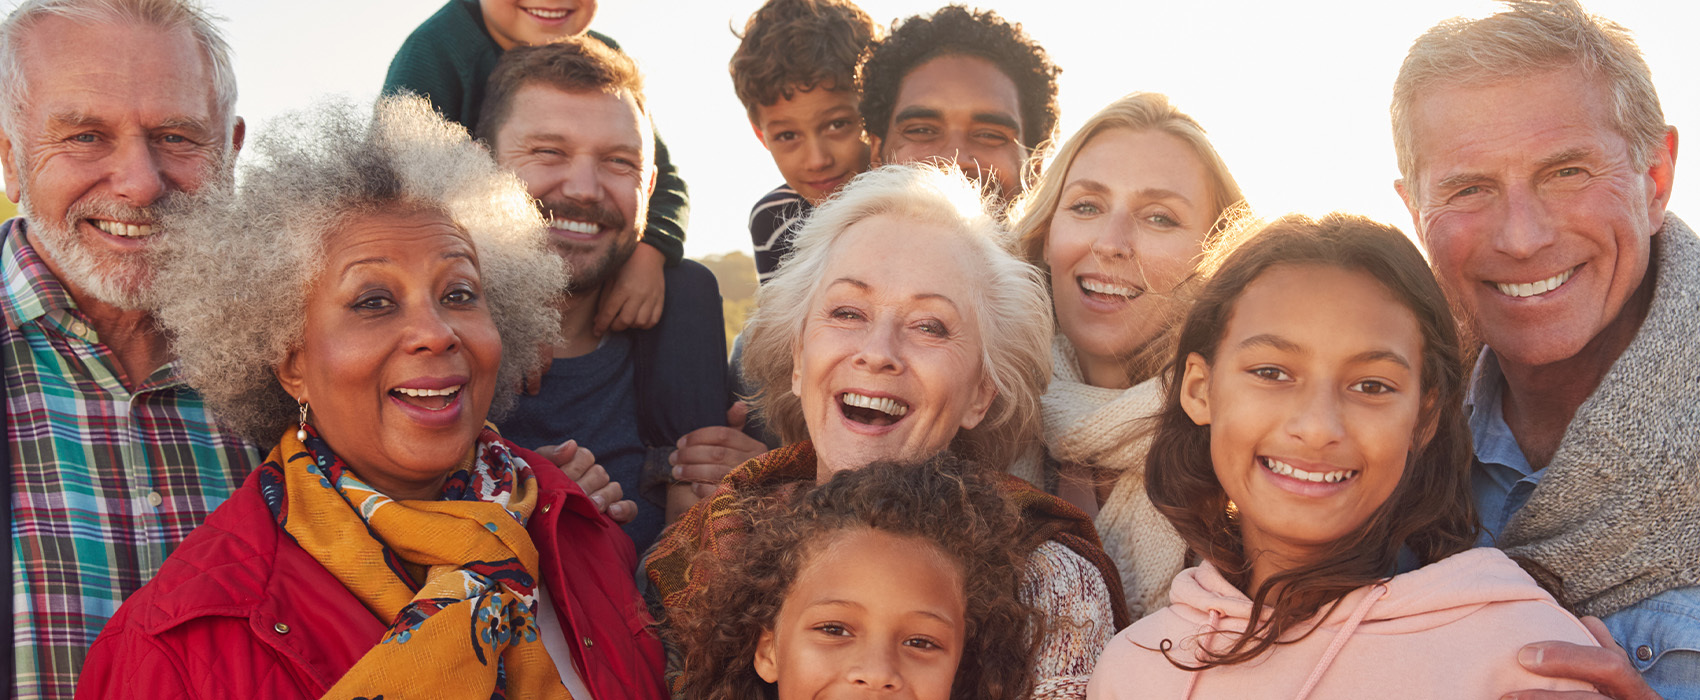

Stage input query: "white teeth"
[
  {"left": 92, "top": 220, "right": 153, "bottom": 238},
  {"left": 526, "top": 7, "right": 568, "bottom": 18},
  {"left": 395, "top": 385, "right": 462, "bottom": 398},
  {"left": 1495, "top": 267, "right": 1575, "bottom": 298},
  {"left": 549, "top": 219, "right": 599, "bottom": 235},
  {"left": 1080, "top": 278, "right": 1139, "bottom": 299},
  {"left": 1261, "top": 457, "right": 1357, "bottom": 484},
  {"left": 841, "top": 392, "right": 909, "bottom": 417}
]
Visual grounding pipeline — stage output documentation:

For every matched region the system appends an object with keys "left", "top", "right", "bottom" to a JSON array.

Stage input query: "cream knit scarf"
[
  {"left": 1500, "top": 214, "right": 1700, "bottom": 618},
  {"left": 1038, "top": 334, "right": 1186, "bottom": 620}
]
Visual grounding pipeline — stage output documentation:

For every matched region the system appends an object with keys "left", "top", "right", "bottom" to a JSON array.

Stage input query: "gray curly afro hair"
[{"left": 151, "top": 95, "right": 565, "bottom": 442}]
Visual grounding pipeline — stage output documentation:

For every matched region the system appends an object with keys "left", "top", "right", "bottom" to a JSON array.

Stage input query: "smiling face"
[
  {"left": 754, "top": 528, "right": 967, "bottom": 700},
  {"left": 0, "top": 18, "right": 235, "bottom": 310},
  {"left": 1397, "top": 69, "right": 1675, "bottom": 370},
  {"left": 1045, "top": 127, "right": 1217, "bottom": 389},
  {"left": 276, "top": 207, "right": 502, "bottom": 501},
  {"left": 792, "top": 215, "right": 997, "bottom": 479},
  {"left": 873, "top": 54, "right": 1026, "bottom": 202},
  {"left": 479, "top": 0, "right": 597, "bottom": 50},
  {"left": 492, "top": 83, "right": 653, "bottom": 294},
  {"left": 754, "top": 86, "right": 871, "bottom": 205},
  {"left": 1179, "top": 264, "right": 1426, "bottom": 586}
]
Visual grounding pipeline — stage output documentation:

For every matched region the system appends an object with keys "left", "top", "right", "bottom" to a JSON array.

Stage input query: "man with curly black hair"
[{"left": 860, "top": 5, "right": 1060, "bottom": 204}]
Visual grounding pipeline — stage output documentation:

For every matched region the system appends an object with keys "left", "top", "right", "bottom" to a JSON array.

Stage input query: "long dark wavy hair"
[
  {"left": 672, "top": 455, "right": 1040, "bottom": 700},
  {"left": 1144, "top": 213, "right": 1480, "bottom": 668}
]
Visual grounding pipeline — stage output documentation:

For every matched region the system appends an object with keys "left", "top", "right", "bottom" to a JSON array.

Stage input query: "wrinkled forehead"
[{"left": 14, "top": 17, "right": 222, "bottom": 126}]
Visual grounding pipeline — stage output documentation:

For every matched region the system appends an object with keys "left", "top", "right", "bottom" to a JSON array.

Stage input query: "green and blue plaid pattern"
[{"left": 2, "top": 219, "right": 259, "bottom": 699}]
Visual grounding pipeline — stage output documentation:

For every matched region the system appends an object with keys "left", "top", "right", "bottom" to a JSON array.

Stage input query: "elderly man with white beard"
[{"left": 0, "top": 1, "right": 255, "bottom": 698}]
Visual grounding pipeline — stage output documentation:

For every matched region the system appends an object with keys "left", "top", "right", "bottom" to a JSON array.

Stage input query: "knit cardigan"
[{"left": 1497, "top": 213, "right": 1700, "bottom": 618}]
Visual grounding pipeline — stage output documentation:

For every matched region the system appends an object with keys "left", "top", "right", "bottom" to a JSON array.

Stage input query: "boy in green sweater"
[{"left": 385, "top": 0, "right": 685, "bottom": 335}]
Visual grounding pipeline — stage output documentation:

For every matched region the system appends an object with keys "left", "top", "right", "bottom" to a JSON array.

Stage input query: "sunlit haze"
[{"left": 208, "top": 0, "right": 1699, "bottom": 257}]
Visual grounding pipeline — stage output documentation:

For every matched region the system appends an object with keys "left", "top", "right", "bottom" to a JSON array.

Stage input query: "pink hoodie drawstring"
[
  {"left": 1291, "top": 584, "right": 1389, "bottom": 700},
  {"left": 1180, "top": 608, "right": 1224, "bottom": 699}
]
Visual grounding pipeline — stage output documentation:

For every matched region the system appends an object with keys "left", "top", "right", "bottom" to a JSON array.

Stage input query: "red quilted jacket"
[{"left": 75, "top": 444, "right": 667, "bottom": 699}]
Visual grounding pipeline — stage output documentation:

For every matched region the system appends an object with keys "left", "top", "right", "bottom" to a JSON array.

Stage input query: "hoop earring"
[{"left": 297, "top": 401, "right": 310, "bottom": 442}]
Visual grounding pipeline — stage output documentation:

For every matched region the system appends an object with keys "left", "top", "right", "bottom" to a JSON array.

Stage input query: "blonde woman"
[{"left": 1008, "top": 92, "right": 1245, "bottom": 619}]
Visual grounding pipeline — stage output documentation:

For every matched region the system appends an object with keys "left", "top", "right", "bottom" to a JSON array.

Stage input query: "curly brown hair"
[
  {"left": 730, "top": 0, "right": 880, "bottom": 123},
  {"left": 673, "top": 454, "right": 1040, "bottom": 700},
  {"left": 1144, "top": 213, "right": 1480, "bottom": 668},
  {"left": 859, "top": 4, "right": 1060, "bottom": 153}
]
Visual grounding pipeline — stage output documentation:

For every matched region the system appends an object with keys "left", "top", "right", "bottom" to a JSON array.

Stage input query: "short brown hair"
[
  {"left": 476, "top": 36, "right": 647, "bottom": 145},
  {"left": 731, "top": 0, "right": 878, "bottom": 123}
]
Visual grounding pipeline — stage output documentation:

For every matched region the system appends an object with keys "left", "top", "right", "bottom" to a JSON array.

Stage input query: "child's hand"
[
  {"left": 595, "top": 242, "right": 666, "bottom": 335},
  {"left": 534, "top": 439, "right": 638, "bottom": 524}
]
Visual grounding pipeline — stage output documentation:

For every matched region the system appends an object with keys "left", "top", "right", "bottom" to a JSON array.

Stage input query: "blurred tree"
[{"left": 693, "top": 250, "right": 758, "bottom": 351}]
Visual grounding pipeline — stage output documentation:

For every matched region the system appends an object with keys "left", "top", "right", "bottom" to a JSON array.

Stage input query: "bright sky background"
[{"left": 204, "top": 0, "right": 1700, "bottom": 258}]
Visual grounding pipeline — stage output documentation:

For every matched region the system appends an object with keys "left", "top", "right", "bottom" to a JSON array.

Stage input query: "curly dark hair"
[
  {"left": 1144, "top": 213, "right": 1480, "bottom": 669},
  {"left": 730, "top": 0, "right": 880, "bottom": 122},
  {"left": 673, "top": 455, "right": 1040, "bottom": 700},
  {"left": 859, "top": 5, "right": 1060, "bottom": 153}
]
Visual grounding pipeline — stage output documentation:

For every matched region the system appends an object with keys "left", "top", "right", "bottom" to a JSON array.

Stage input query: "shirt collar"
[
  {"left": 1465, "top": 347, "right": 1537, "bottom": 477},
  {"left": 1, "top": 217, "right": 80, "bottom": 331}
]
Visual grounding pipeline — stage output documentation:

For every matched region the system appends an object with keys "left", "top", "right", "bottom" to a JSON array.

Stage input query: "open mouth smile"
[
  {"left": 522, "top": 7, "right": 571, "bottom": 21},
  {"left": 838, "top": 391, "right": 910, "bottom": 427},
  {"left": 91, "top": 219, "right": 154, "bottom": 239},
  {"left": 1079, "top": 276, "right": 1143, "bottom": 302},
  {"left": 549, "top": 218, "right": 602, "bottom": 239},
  {"left": 1261, "top": 456, "right": 1358, "bottom": 484},
  {"left": 1490, "top": 265, "right": 1579, "bottom": 299},
  {"left": 390, "top": 383, "right": 463, "bottom": 411}
]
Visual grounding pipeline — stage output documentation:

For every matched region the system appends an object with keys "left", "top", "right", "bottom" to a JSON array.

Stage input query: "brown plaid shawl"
[{"left": 644, "top": 441, "right": 1130, "bottom": 630}]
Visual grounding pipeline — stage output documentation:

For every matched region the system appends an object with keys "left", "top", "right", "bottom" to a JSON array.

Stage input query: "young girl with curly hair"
[
  {"left": 673, "top": 455, "right": 1040, "bottom": 700},
  {"left": 1087, "top": 214, "right": 1596, "bottom": 699}
]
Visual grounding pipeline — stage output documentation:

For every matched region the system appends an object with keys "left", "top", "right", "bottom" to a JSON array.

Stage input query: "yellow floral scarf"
[{"left": 256, "top": 425, "right": 572, "bottom": 700}]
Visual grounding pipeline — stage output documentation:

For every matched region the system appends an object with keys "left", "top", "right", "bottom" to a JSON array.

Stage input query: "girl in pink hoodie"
[{"left": 1087, "top": 214, "right": 1596, "bottom": 699}]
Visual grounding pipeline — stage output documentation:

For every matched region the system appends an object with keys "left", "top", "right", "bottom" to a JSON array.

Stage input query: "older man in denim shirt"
[{"left": 1392, "top": 1, "right": 1699, "bottom": 698}]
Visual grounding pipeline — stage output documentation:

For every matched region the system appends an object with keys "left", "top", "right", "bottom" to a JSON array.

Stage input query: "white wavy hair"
[
  {"left": 151, "top": 95, "right": 565, "bottom": 442},
  {"left": 740, "top": 163, "right": 1053, "bottom": 470}
]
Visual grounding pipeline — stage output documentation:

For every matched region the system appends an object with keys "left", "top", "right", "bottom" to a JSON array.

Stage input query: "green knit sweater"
[{"left": 383, "top": 0, "right": 687, "bottom": 264}]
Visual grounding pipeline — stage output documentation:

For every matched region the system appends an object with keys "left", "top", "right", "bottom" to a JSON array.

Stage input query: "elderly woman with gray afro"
[
  {"left": 77, "top": 96, "right": 668, "bottom": 700},
  {"left": 647, "top": 163, "right": 1129, "bottom": 699}
]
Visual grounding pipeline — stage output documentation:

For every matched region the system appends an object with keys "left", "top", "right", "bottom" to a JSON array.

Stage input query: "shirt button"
[
  {"left": 582, "top": 637, "right": 594, "bottom": 648},
  {"left": 541, "top": 503, "right": 551, "bottom": 514},
  {"left": 69, "top": 321, "right": 86, "bottom": 336},
  {"left": 1636, "top": 645, "right": 1654, "bottom": 662},
  {"left": 145, "top": 491, "right": 163, "bottom": 508},
  {"left": 274, "top": 623, "right": 290, "bottom": 635}
]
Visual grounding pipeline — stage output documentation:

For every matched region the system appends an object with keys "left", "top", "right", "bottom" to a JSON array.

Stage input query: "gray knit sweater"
[{"left": 1498, "top": 213, "right": 1700, "bottom": 618}]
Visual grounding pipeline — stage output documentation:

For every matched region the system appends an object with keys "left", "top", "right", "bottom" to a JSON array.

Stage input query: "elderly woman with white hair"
[
  {"left": 76, "top": 96, "right": 666, "bottom": 699},
  {"left": 646, "top": 164, "right": 1128, "bottom": 699}
]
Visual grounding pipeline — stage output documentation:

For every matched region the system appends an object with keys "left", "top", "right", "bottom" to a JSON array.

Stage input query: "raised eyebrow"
[
  {"left": 1434, "top": 172, "right": 1493, "bottom": 194},
  {"left": 1537, "top": 147, "right": 1594, "bottom": 170},
  {"left": 827, "top": 277, "right": 870, "bottom": 291},
  {"left": 970, "top": 111, "right": 1021, "bottom": 132},
  {"left": 1238, "top": 333, "right": 1302, "bottom": 354},
  {"left": 893, "top": 106, "right": 944, "bottom": 123},
  {"left": 156, "top": 117, "right": 214, "bottom": 134},
  {"left": 46, "top": 111, "right": 105, "bottom": 129},
  {"left": 1348, "top": 349, "right": 1412, "bottom": 370},
  {"left": 911, "top": 292, "right": 961, "bottom": 311}
]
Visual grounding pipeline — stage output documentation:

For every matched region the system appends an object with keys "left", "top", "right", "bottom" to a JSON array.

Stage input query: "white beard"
[{"left": 19, "top": 188, "right": 160, "bottom": 311}]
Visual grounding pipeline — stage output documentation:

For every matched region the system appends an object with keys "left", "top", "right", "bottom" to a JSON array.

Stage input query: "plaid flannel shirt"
[{"left": 2, "top": 219, "right": 259, "bottom": 700}]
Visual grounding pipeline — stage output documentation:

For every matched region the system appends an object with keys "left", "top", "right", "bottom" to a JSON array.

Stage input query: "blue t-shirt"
[
  {"left": 1467, "top": 351, "right": 1700, "bottom": 698},
  {"left": 497, "top": 333, "right": 662, "bottom": 553}
]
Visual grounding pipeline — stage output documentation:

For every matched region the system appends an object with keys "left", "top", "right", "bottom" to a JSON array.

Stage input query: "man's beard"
[
  {"left": 20, "top": 190, "right": 172, "bottom": 311},
  {"left": 540, "top": 197, "right": 640, "bottom": 295}
]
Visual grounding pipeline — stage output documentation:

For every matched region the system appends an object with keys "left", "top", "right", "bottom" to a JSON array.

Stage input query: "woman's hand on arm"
[
  {"left": 532, "top": 440, "right": 637, "bottom": 524},
  {"left": 1502, "top": 616, "right": 1663, "bottom": 700}
]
